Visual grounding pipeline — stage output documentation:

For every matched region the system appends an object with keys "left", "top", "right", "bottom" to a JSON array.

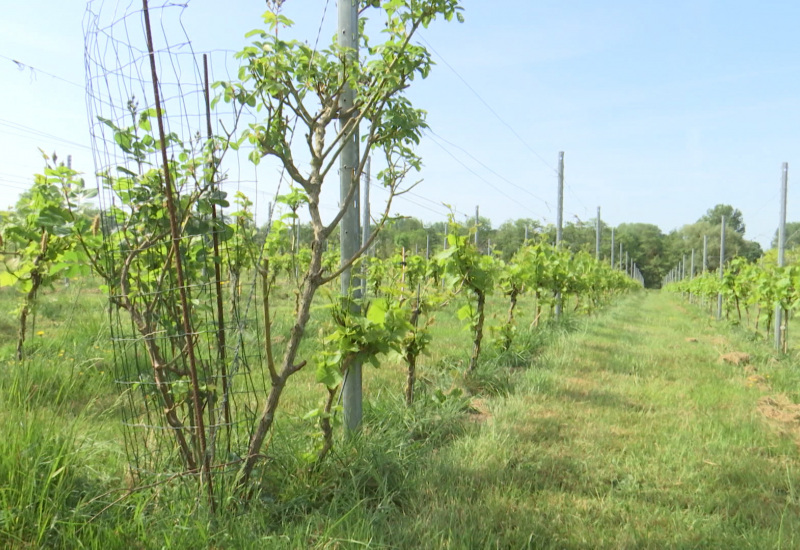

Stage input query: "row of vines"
[
  {"left": 1, "top": 0, "right": 639, "bottom": 510},
  {"left": 666, "top": 255, "right": 796, "bottom": 349},
  {"left": 0, "top": 152, "right": 638, "bottom": 499}
]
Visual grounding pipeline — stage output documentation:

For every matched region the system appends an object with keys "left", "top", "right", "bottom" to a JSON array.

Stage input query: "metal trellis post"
[
  {"left": 775, "top": 163, "right": 788, "bottom": 350},
  {"left": 555, "top": 151, "right": 564, "bottom": 319},
  {"left": 339, "top": 0, "right": 362, "bottom": 433},
  {"left": 717, "top": 216, "right": 726, "bottom": 321}
]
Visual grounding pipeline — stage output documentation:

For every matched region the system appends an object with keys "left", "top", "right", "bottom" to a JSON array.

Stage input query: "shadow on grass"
[{"left": 557, "top": 387, "right": 653, "bottom": 413}]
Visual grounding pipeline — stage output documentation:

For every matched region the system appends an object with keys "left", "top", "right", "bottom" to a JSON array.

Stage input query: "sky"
[{"left": 1, "top": 0, "right": 799, "bottom": 249}]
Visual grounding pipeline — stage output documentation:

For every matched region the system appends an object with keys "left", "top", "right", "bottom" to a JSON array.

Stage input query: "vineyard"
[
  {"left": 0, "top": 152, "right": 638, "bottom": 489},
  {"left": 2, "top": 0, "right": 800, "bottom": 548},
  {"left": 668, "top": 255, "right": 800, "bottom": 351}
]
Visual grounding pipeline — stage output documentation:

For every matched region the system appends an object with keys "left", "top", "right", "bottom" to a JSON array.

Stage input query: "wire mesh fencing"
[{"left": 83, "top": 0, "right": 277, "bottom": 501}]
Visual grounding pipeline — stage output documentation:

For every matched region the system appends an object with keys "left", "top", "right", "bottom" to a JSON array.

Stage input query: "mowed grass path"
[{"left": 385, "top": 291, "right": 800, "bottom": 549}]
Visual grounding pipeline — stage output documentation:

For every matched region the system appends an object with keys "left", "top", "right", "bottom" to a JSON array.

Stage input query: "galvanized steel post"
[
  {"left": 339, "top": 0, "right": 362, "bottom": 433},
  {"left": 717, "top": 216, "right": 726, "bottom": 321},
  {"left": 775, "top": 163, "right": 788, "bottom": 350}
]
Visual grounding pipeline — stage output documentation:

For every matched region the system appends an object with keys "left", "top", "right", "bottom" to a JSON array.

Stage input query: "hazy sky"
[{"left": 1, "top": 0, "right": 799, "bottom": 248}]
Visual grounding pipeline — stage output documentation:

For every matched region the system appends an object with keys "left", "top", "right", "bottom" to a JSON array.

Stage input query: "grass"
[
  {"left": 2, "top": 281, "right": 800, "bottom": 548},
  {"left": 326, "top": 291, "right": 800, "bottom": 548}
]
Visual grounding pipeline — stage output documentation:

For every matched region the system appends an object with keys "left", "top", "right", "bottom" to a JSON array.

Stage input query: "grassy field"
[{"left": 2, "top": 282, "right": 800, "bottom": 548}]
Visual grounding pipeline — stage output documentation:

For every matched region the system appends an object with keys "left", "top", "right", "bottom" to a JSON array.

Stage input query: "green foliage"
[
  {"left": 491, "top": 218, "right": 542, "bottom": 261},
  {"left": 434, "top": 217, "right": 637, "bottom": 369},
  {"left": 93, "top": 112, "right": 231, "bottom": 321},
  {"left": 435, "top": 217, "right": 497, "bottom": 370},
  {"left": 699, "top": 203, "right": 746, "bottom": 234},
  {"left": 218, "top": 0, "right": 469, "bottom": 488},
  {"left": 0, "top": 161, "right": 94, "bottom": 291},
  {"left": 771, "top": 221, "right": 800, "bottom": 250},
  {"left": 0, "top": 155, "right": 97, "bottom": 359},
  {"left": 315, "top": 250, "right": 449, "bottom": 394},
  {"left": 436, "top": 218, "right": 497, "bottom": 296},
  {"left": 315, "top": 296, "right": 410, "bottom": 389},
  {"left": 219, "top": 0, "right": 463, "bottom": 191},
  {"left": 83, "top": 102, "right": 247, "bottom": 482},
  {"left": 667, "top": 254, "right": 800, "bottom": 338},
  {"left": 330, "top": 207, "right": 771, "bottom": 290},
  {"left": 227, "top": 191, "right": 261, "bottom": 277}
]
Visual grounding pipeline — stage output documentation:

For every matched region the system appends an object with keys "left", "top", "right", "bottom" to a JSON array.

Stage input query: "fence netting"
[{"left": 84, "top": 0, "right": 279, "bottom": 497}]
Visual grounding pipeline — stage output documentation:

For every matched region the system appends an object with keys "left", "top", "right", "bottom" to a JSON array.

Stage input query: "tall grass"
[
  {"left": 0, "top": 278, "right": 577, "bottom": 547},
  {"left": 0, "top": 364, "right": 110, "bottom": 547},
  {"left": 7, "top": 282, "right": 798, "bottom": 548}
]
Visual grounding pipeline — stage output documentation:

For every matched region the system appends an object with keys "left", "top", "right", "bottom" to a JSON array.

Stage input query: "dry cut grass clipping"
[
  {"left": 719, "top": 351, "right": 750, "bottom": 366},
  {"left": 758, "top": 394, "right": 800, "bottom": 448}
]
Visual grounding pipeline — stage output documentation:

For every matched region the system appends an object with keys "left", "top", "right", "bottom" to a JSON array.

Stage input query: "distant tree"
[
  {"left": 391, "top": 217, "right": 427, "bottom": 252},
  {"left": 542, "top": 219, "right": 595, "bottom": 255},
  {"left": 492, "top": 218, "right": 542, "bottom": 260},
  {"left": 674, "top": 219, "right": 761, "bottom": 272},
  {"left": 615, "top": 223, "right": 669, "bottom": 287},
  {"left": 739, "top": 239, "right": 763, "bottom": 261},
  {"left": 366, "top": 217, "right": 440, "bottom": 258},
  {"left": 699, "top": 204, "right": 745, "bottom": 235},
  {"left": 771, "top": 221, "right": 800, "bottom": 249}
]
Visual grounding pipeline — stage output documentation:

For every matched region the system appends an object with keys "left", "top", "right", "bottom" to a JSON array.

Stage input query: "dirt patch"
[
  {"left": 561, "top": 377, "right": 597, "bottom": 398},
  {"left": 565, "top": 377, "right": 595, "bottom": 389},
  {"left": 743, "top": 365, "right": 758, "bottom": 375},
  {"left": 719, "top": 352, "right": 750, "bottom": 366},
  {"left": 758, "top": 394, "right": 800, "bottom": 447},
  {"left": 685, "top": 337, "right": 698, "bottom": 343},
  {"left": 467, "top": 398, "right": 491, "bottom": 423},
  {"left": 710, "top": 336, "right": 729, "bottom": 346},
  {"left": 608, "top": 425, "right": 632, "bottom": 438}
]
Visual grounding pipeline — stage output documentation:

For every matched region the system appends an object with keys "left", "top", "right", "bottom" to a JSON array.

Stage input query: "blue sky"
[{"left": 1, "top": 0, "right": 799, "bottom": 248}]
